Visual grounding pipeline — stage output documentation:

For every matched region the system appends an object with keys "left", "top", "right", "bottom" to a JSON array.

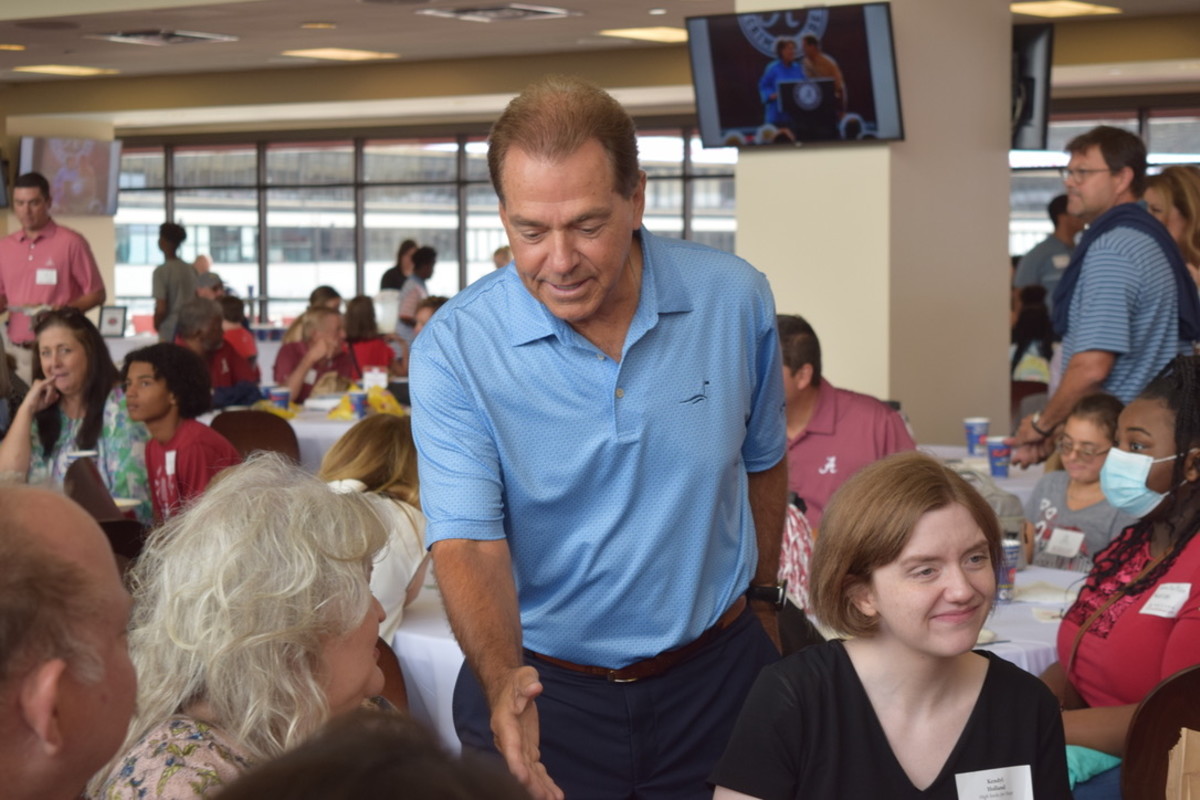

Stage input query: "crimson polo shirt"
[
  {"left": 785, "top": 381, "right": 916, "bottom": 529},
  {"left": 0, "top": 220, "right": 103, "bottom": 343}
]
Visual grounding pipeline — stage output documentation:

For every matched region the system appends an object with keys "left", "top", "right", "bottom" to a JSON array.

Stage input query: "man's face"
[
  {"left": 499, "top": 138, "right": 645, "bottom": 327},
  {"left": 13, "top": 187, "right": 51, "bottom": 234},
  {"left": 1063, "top": 145, "right": 1129, "bottom": 223},
  {"left": 34, "top": 494, "right": 137, "bottom": 788}
]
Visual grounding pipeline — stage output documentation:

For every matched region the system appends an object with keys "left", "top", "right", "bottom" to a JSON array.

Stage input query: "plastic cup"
[
  {"left": 964, "top": 417, "right": 990, "bottom": 455},
  {"left": 998, "top": 538, "right": 1021, "bottom": 602},
  {"left": 348, "top": 390, "right": 368, "bottom": 418},
  {"left": 986, "top": 435, "right": 1011, "bottom": 479},
  {"left": 269, "top": 387, "right": 291, "bottom": 411}
]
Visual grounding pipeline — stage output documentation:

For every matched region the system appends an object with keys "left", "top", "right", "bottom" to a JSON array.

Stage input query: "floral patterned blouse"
[
  {"left": 93, "top": 716, "right": 252, "bottom": 799},
  {"left": 28, "top": 387, "right": 151, "bottom": 524}
]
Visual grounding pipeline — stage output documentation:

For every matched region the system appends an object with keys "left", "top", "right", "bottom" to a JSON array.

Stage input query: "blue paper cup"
[
  {"left": 964, "top": 417, "right": 990, "bottom": 455},
  {"left": 269, "top": 387, "right": 291, "bottom": 411},
  {"left": 348, "top": 390, "right": 368, "bottom": 418},
  {"left": 986, "top": 435, "right": 1010, "bottom": 479}
]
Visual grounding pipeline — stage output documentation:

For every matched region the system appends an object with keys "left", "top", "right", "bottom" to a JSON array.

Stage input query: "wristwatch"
[
  {"left": 746, "top": 581, "right": 788, "bottom": 610},
  {"left": 1031, "top": 412, "right": 1052, "bottom": 439}
]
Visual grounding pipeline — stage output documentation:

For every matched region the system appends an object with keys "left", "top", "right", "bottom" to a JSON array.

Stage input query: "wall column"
[{"left": 736, "top": 0, "right": 1012, "bottom": 443}]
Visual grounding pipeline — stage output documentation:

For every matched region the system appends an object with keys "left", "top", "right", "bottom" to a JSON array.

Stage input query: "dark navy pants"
[{"left": 452, "top": 608, "right": 779, "bottom": 800}]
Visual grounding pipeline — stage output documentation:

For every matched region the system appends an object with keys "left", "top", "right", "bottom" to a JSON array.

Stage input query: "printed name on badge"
[
  {"left": 954, "top": 765, "right": 1033, "bottom": 799},
  {"left": 1140, "top": 582, "right": 1191, "bottom": 619},
  {"left": 35, "top": 268, "right": 58, "bottom": 285},
  {"left": 165, "top": 450, "right": 177, "bottom": 477},
  {"left": 1045, "top": 528, "right": 1085, "bottom": 559}
]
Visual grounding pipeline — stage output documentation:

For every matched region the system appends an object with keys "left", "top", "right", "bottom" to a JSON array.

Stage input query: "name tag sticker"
[
  {"left": 955, "top": 765, "right": 1033, "bottom": 799},
  {"left": 305, "top": 368, "right": 318, "bottom": 384},
  {"left": 1045, "top": 528, "right": 1085, "bottom": 558},
  {"left": 1140, "top": 583, "right": 1191, "bottom": 619},
  {"left": 165, "top": 450, "right": 177, "bottom": 477},
  {"left": 35, "top": 268, "right": 58, "bottom": 285},
  {"left": 1052, "top": 254, "right": 1070, "bottom": 269}
]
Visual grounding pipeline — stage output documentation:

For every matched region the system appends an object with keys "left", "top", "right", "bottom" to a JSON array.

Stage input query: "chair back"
[
  {"left": 210, "top": 409, "right": 301, "bottom": 463},
  {"left": 1122, "top": 663, "right": 1200, "bottom": 800},
  {"left": 64, "top": 457, "right": 124, "bottom": 522}
]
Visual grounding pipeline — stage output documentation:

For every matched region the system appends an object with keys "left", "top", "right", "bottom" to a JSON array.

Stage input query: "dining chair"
[
  {"left": 64, "top": 456, "right": 125, "bottom": 522},
  {"left": 1121, "top": 663, "right": 1200, "bottom": 800},
  {"left": 210, "top": 409, "right": 301, "bottom": 463}
]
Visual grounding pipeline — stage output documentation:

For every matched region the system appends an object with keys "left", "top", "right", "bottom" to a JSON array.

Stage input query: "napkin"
[{"left": 1013, "top": 581, "right": 1080, "bottom": 605}]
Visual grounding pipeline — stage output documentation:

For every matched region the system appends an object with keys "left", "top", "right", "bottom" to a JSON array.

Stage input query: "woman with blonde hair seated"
[
  {"left": 712, "top": 451, "right": 1069, "bottom": 799},
  {"left": 90, "top": 454, "right": 389, "bottom": 799},
  {"left": 320, "top": 414, "right": 428, "bottom": 639}
]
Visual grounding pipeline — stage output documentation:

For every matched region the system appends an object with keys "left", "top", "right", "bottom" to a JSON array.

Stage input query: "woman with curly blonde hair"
[
  {"left": 90, "top": 454, "right": 389, "bottom": 799},
  {"left": 320, "top": 413, "right": 428, "bottom": 639}
]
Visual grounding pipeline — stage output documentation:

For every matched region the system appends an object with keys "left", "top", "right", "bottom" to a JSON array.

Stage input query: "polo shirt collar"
[
  {"left": 805, "top": 380, "right": 840, "bottom": 436},
  {"left": 18, "top": 219, "right": 58, "bottom": 243},
  {"left": 506, "top": 227, "right": 693, "bottom": 349}
]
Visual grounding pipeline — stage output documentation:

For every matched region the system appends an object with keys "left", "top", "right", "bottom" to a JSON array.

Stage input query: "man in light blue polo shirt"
[{"left": 410, "top": 76, "right": 788, "bottom": 800}]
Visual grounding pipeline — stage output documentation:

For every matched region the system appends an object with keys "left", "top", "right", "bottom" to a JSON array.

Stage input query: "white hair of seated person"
[{"left": 90, "top": 453, "right": 388, "bottom": 792}]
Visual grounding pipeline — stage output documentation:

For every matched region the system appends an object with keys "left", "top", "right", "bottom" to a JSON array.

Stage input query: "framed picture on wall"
[{"left": 99, "top": 306, "right": 127, "bottom": 337}]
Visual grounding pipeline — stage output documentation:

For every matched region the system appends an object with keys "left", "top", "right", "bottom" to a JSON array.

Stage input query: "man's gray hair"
[{"left": 176, "top": 297, "right": 221, "bottom": 339}]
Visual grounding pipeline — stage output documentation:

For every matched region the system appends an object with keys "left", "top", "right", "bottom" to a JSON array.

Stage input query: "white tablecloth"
[
  {"left": 390, "top": 585, "right": 464, "bottom": 753},
  {"left": 288, "top": 410, "right": 354, "bottom": 471},
  {"left": 921, "top": 443, "right": 1044, "bottom": 506},
  {"left": 978, "top": 565, "right": 1082, "bottom": 676}
]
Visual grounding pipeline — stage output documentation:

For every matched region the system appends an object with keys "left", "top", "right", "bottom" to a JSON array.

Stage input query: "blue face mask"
[{"left": 1100, "top": 447, "right": 1180, "bottom": 518}]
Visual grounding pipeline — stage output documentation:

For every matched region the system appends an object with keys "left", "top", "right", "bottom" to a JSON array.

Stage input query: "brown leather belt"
[{"left": 524, "top": 596, "right": 747, "bottom": 683}]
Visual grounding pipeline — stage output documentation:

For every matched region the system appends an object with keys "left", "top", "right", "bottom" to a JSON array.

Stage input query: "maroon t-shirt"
[{"left": 147, "top": 419, "right": 242, "bottom": 522}]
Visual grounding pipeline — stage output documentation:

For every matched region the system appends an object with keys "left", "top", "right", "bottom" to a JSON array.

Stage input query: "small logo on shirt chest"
[
  {"left": 818, "top": 456, "right": 837, "bottom": 475},
  {"left": 680, "top": 380, "right": 710, "bottom": 404}
]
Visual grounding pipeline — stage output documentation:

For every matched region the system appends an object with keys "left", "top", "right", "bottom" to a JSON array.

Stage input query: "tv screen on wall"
[
  {"left": 17, "top": 136, "right": 122, "bottom": 216},
  {"left": 686, "top": 3, "right": 903, "bottom": 149},
  {"left": 1011, "top": 24, "right": 1053, "bottom": 151}
]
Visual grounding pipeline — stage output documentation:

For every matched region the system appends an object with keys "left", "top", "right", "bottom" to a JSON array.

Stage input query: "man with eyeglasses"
[{"left": 1011, "top": 126, "right": 1200, "bottom": 467}]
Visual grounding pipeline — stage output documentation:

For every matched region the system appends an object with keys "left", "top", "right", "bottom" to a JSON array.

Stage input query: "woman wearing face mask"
[{"left": 1040, "top": 355, "right": 1200, "bottom": 799}]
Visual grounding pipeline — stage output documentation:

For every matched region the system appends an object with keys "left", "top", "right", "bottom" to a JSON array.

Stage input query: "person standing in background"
[
  {"left": 0, "top": 172, "right": 105, "bottom": 382},
  {"left": 151, "top": 222, "right": 197, "bottom": 343},
  {"left": 1014, "top": 194, "right": 1084, "bottom": 312}
]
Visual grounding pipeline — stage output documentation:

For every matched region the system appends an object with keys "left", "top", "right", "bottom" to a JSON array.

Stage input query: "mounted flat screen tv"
[
  {"left": 1011, "top": 24, "right": 1053, "bottom": 151},
  {"left": 17, "top": 136, "right": 122, "bottom": 216},
  {"left": 686, "top": 3, "right": 903, "bottom": 148}
]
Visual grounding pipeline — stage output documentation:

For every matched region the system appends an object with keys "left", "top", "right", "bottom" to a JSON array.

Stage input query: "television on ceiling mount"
[
  {"left": 17, "top": 136, "right": 122, "bottom": 216},
  {"left": 686, "top": 3, "right": 904, "bottom": 149}
]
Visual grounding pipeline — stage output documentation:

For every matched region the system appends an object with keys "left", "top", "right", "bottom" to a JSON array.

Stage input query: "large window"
[{"left": 115, "top": 130, "right": 736, "bottom": 323}]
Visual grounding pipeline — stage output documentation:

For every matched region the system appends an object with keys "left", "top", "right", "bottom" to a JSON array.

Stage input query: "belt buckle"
[{"left": 607, "top": 669, "right": 639, "bottom": 683}]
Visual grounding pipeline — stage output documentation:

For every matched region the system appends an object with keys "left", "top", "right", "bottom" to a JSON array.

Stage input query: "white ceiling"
[{"left": 0, "top": 0, "right": 1194, "bottom": 130}]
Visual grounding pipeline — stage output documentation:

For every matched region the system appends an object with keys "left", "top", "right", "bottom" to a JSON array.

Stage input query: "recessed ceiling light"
[
  {"left": 0, "top": 44, "right": 27, "bottom": 51},
  {"left": 301, "top": 22, "right": 337, "bottom": 30},
  {"left": 13, "top": 64, "right": 119, "bottom": 76},
  {"left": 598, "top": 26, "right": 688, "bottom": 44},
  {"left": 1010, "top": 1, "right": 1121, "bottom": 17},
  {"left": 281, "top": 48, "right": 398, "bottom": 61},
  {"left": 649, "top": 8, "right": 667, "bottom": 15}
]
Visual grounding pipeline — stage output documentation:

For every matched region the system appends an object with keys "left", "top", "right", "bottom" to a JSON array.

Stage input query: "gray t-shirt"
[
  {"left": 151, "top": 257, "right": 198, "bottom": 342},
  {"left": 1023, "top": 469, "right": 1136, "bottom": 572}
]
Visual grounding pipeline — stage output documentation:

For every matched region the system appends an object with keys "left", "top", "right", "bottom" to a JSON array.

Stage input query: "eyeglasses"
[
  {"left": 1057, "top": 437, "right": 1111, "bottom": 462},
  {"left": 1059, "top": 167, "right": 1113, "bottom": 183}
]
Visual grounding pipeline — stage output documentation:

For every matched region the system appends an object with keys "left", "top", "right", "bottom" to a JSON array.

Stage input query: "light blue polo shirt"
[{"left": 410, "top": 229, "right": 785, "bottom": 667}]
